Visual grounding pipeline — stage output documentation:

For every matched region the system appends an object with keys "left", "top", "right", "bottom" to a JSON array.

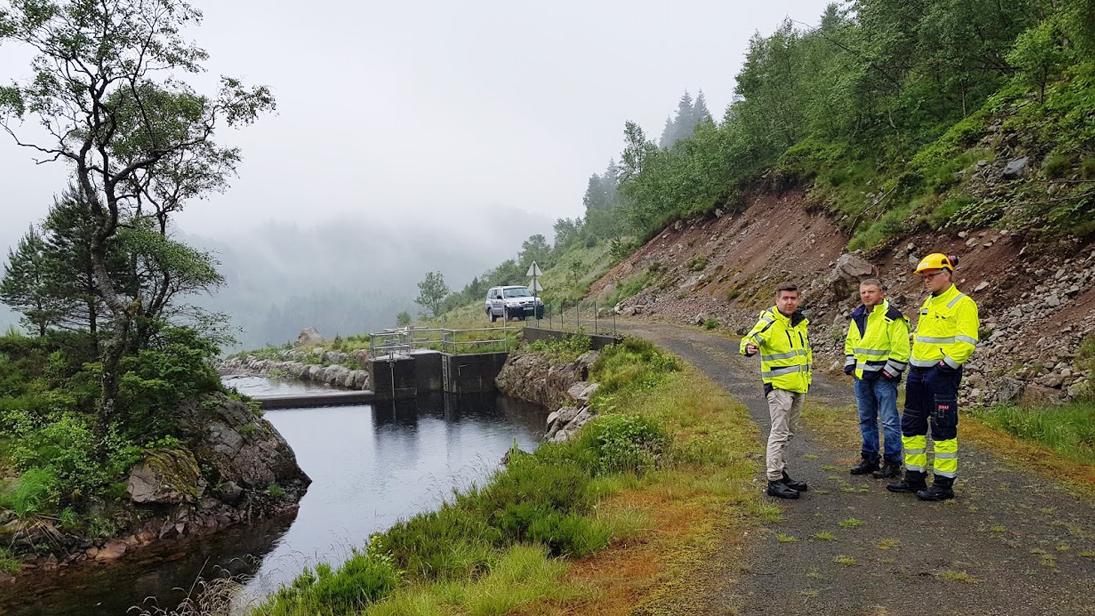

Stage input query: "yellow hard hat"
[{"left": 915, "top": 253, "right": 956, "bottom": 273}]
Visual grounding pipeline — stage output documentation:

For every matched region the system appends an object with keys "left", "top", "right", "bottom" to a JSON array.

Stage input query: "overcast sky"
[{"left": 1, "top": 0, "right": 833, "bottom": 257}]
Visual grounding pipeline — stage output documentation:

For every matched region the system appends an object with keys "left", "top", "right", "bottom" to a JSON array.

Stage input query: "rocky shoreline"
[
  {"left": 0, "top": 393, "right": 310, "bottom": 582},
  {"left": 218, "top": 348, "right": 372, "bottom": 390},
  {"left": 495, "top": 348, "right": 603, "bottom": 443}
]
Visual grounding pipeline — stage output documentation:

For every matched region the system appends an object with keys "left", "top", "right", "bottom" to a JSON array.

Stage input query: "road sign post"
[{"left": 527, "top": 262, "right": 543, "bottom": 324}]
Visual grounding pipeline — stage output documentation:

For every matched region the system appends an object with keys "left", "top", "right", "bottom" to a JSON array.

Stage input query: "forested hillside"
[{"left": 439, "top": 0, "right": 1093, "bottom": 316}]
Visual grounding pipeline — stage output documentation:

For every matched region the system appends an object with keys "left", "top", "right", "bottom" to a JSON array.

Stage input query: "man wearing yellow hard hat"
[{"left": 887, "top": 253, "right": 979, "bottom": 501}]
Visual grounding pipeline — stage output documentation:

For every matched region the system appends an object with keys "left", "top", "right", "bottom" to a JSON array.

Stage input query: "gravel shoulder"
[{"left": 617, "top": 318, "right": 1095, "bottom": 616}]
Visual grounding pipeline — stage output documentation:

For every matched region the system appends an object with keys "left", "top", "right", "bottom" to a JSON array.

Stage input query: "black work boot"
[
  {"left": 872, "top": 460, "right": 902, "bottom": 479},
  {"left": 850, "top": 456, "right": 880, "bottom": 476},
  {"left": 917, "top": 477, "right": 955, "bottom": 501},
  {"left": 886, "top": 471, "right": 927, "bottom": 494},
  {"left": 781, "top": 470, "right": 808, "bottom": 492},
  {"left": 767, "top": 480, "right": 800, "bottom": 499}
]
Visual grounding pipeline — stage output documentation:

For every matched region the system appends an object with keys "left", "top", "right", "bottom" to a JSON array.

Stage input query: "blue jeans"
[{"left": 854, "top": 377, "right": 902, "bottom": 463}]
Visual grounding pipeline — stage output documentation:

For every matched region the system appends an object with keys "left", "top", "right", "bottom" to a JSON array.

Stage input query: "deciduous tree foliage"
[
  {"left": 415, "top": 271, "right": 449, "bottom": 317},
  {"left": 0, "top": 0, "right": 274, "bottom": 423}
]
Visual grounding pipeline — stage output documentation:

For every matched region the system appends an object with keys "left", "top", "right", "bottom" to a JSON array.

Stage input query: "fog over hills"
[{"left": 184, "top": 205, "right": 551, "bottom": 350}]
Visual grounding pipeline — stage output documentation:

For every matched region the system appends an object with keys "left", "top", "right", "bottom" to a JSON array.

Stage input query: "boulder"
[
  {"left": 94, "top": 540, "right": 127, "bottom": 562},
  {"left": 175, "top": 393, "right": 311, "bottom": 492},
  {"left": 1002, "top": 156, "right": 1029, "bottom": 179},
  {"left": 127, "top": 448, "right": 205, "bottom": 505},
  {"left": 567, "top": 381, "right": 593, "bottom": 403},
  {"left": 296, "top": 328, "right": 323, "bottom": 346},
  {"left": 833, "top": 253, "right": 875, "bottom": 281},
  {"left": 1019, "top": 383, "right": 1066, "bottom": 406}
]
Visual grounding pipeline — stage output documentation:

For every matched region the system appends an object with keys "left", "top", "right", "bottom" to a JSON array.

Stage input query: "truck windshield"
[{"left": 503, "top": 288, "right": 532, "bottom": 298}]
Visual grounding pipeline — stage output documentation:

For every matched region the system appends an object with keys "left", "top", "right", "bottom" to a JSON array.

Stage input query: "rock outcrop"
[
  {"left": 496, "top": 349, "right": 602, "bottom": 443},
  {"left": 0, "top": 393, "right": 310, "bottom": 578}
]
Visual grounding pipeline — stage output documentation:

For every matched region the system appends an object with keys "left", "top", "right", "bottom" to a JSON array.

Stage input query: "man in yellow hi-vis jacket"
[
  {"left": 740, "top": 282, "right": 812, "bottom": 500},
  {"left": 887, "top": 254, "right": 979, "bottom": 501},
  {"left": 843, "top": 278, "right": 910, "bottom": 479}
]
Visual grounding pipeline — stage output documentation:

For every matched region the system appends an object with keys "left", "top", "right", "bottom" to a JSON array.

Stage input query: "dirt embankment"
[{"left": 590, "top": 188, "right": 1093, "bottom": 407}]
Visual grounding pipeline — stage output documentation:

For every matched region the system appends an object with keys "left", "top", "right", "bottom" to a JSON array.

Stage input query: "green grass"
[
  {"left": 526, "top": 334, "right": 592, "bottom": 364},
  {"left": 364, "top": 545, "right": 579, "bottom": 616},
  {"left": 0, "top": 547, "right": 21, "bottom": 575},
  {"left": 973, "top": 401, "right": 1095, "bottom": 465},
  {"left": 936, "top": 570, "right": 976, "bottom": 583},
  {"left": 833, "top": 555, "right": 857, "bottom": 566},
  {"left": 838, "top": 517, "right": 864, "bottom": 529},
  {"left": 776, "top": 532, "right": 799, "bottom": 543},
  {"left": 877, "top": 538, "right": 900, "bottom": 550},
  {"left": 812, "top": 531, "right": 835, "bottom": 541}
]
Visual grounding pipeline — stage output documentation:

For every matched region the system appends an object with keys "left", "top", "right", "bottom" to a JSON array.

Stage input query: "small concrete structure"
[
  {"left": 409, "top": 349, "right": 444, "bottom": 393},
  {"left": 442, "top": 352, "right": 509, "bottom": 394},
  {"left": 522, "top": 326, "right": 622, "bottom": 350},
  {"left": 260, "top": 347, "right": 516, "bottom": 408},
  {"left": 369, "top": 355, "right": 418, "bottom": 401},
  {"left": 255, "top": 391, "right": 376, "bottom": 410}
]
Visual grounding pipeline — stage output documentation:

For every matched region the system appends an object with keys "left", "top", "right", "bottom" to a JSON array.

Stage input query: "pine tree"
[{"left": 0, "top": 227, "right": 65, "bottom": 336}]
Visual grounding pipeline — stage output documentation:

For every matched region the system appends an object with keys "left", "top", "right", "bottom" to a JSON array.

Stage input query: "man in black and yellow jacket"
[
  {"left": 843, "top": 278, "right": 910, "bottom": 479},
  {"left": 740, "top": 283, "right": 812, "bottom": 500},
  {"left": 887, "top": 254, "right": 979, "bottom": 501}
]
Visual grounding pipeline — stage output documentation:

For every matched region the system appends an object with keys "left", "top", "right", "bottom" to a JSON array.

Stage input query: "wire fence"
[{"left": 536, "top": 300, "right": 618, "bottom": 336}]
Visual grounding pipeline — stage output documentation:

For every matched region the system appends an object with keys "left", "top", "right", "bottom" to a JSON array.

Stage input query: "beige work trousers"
[{"left": 766, "top": 388, "right": 805, "bottom": 481}]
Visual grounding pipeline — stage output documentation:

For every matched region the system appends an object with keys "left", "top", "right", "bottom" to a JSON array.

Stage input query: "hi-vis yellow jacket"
[
  {"left": 910, "top": 284, "right": 979, "bottom": 369},
  {"left": 739, "top": 307, "right": 812, "bottom": 394},
  {"left": 843, "top": 299, "right": 910, "bottom": 380}
]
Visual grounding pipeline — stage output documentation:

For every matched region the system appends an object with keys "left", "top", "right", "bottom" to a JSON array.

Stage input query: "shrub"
[
  {"left": 1082, "top": 157, "right": 1095, "bottom": 179},
  {"left": 689, "top": 256, "right": 708, "bottom": 272},
  {"left": 703, "top": 318, "right": 719, "bottom": 330},
  {"left": 1042, "top": 151, "right": 1072, "bottom": 178},
  {"left": 2, "top": 411, "right": 139, "bottom": 508},
  {"left": 581, "top": 414, "right": 671, "bottom": 475},
  {"left": 117, "top": 326, "right": 223, "bottom": 437},
  {"left": 258, "top": 548, "right": 400, "bottom": 615},
  {"left": 0, "top": 467, "right": 60, "bottom": 517},
  {"left": 371, "top": 505, "right": 500, "bottom": 580},
  {"left": 471, "top": 456, "right": 592, "bottom": 516}
]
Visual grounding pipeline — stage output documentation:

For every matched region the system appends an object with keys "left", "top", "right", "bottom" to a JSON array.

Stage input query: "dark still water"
[{"left": 0, "top": 379, "right": 547, "bottom": 615}]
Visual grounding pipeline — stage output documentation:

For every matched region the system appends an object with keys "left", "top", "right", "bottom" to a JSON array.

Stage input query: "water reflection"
[{"left": 0, "top": 382, "right": 546, "bottom": 615}]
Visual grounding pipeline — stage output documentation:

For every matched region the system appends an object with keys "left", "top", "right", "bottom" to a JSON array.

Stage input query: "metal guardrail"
[
  {"left": 369, "top": 327, "right": 515, "bottom": 359},
  {"left": 368, "top": 303, "right": 617, "bottom": 360}
]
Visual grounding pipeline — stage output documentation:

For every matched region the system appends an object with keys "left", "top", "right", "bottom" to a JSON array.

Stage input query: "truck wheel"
[{"left": 488, "top": 309, "right": 497, "bottom": 323}]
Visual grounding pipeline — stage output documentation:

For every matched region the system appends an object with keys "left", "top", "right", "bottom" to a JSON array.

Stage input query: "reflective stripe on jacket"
[
  {"left": 739, "top": 306, "right": 812, "bottom": 394},
  {"left": 910, "top": 284, "right": 979, "bottom": 369},
  {"left": 843, "top": 299, "right": 911, "bottom": 379}
]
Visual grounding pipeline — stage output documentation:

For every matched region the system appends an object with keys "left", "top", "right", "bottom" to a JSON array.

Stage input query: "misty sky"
[{"left": 1, "top": 0, "right": 833, "bottom": 336}]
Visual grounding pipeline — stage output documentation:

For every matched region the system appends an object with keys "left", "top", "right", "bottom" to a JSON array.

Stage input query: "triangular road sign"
[{"left": 526, "top": 262, "right": 543, "bottom": 277}]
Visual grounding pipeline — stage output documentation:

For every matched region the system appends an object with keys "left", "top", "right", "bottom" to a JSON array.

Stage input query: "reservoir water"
[{"left": 0, "top": 377, "right": 547, "bottom": 615}]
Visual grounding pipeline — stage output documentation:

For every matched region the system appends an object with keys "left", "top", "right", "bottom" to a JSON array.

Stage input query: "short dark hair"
[
  {"left": 775, "top": 282, "right": 799, "bottom": 297},
  {"left": 859, "top": 278, "right": 884, "bottom": 290}
]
